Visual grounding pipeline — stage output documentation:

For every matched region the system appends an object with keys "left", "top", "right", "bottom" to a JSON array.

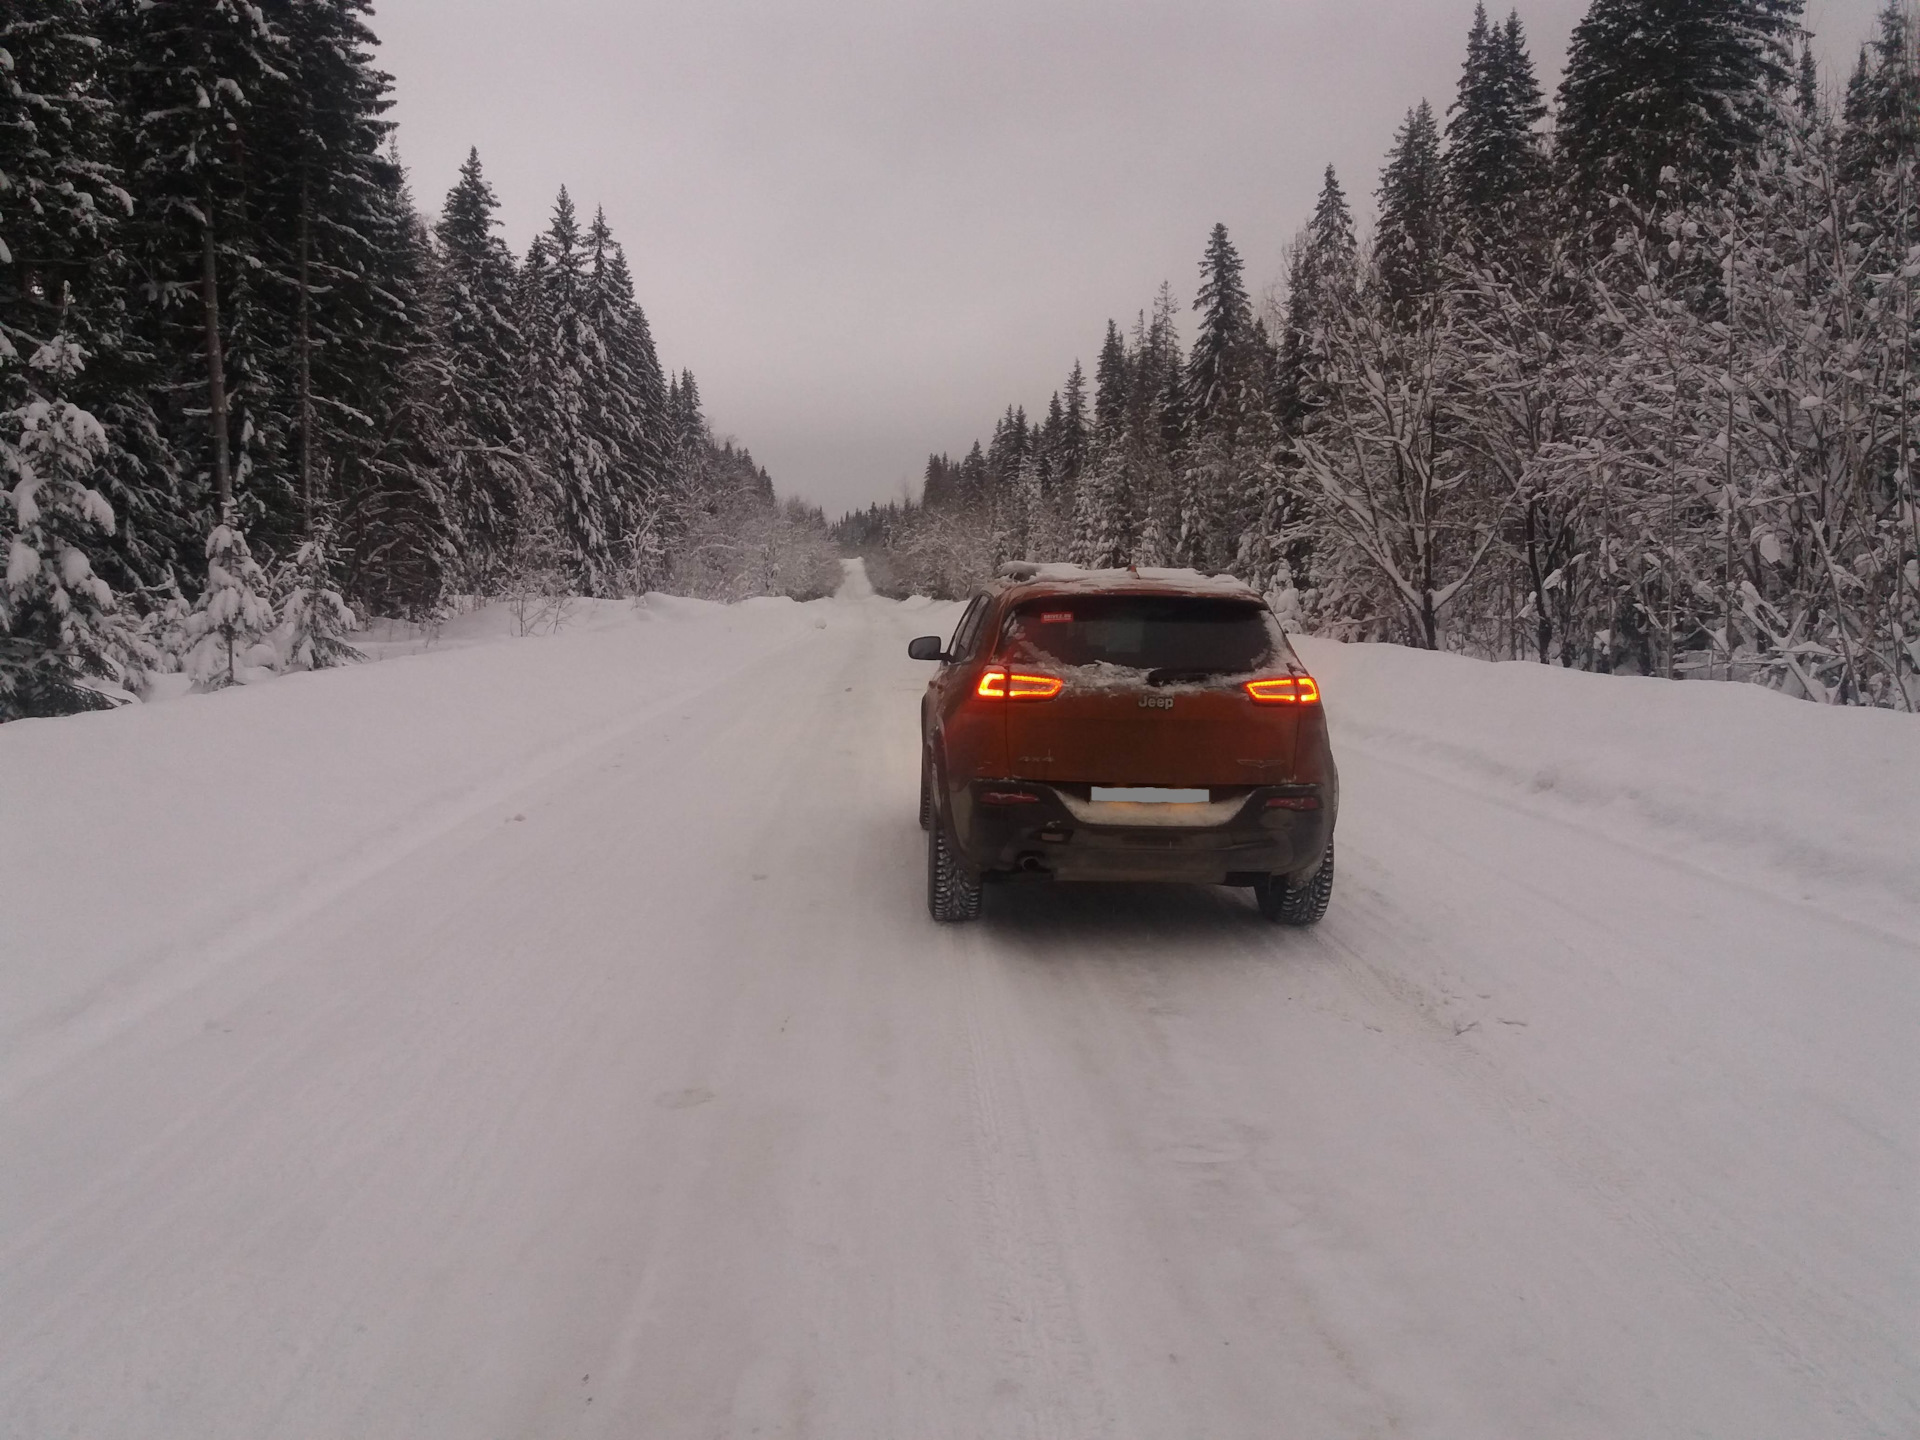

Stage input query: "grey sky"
[{"left": 371, "top": 0, "right": 1886, "bottom": 518}]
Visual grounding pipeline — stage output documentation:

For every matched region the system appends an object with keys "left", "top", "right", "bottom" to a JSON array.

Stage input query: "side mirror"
[{"left": 907, "top": 636, "right": 947, "bottom": 662}]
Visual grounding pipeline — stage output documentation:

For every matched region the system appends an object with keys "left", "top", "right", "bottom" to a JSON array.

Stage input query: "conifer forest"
[
  {"left": 839, "top": 0, "right": 1920, "bottom": 710},
  {"left": 4, "top": 0, "right": 1917, "bottom": 720},
  {"left": 1, "top": 0, "right": 840, "bottom": 721}
]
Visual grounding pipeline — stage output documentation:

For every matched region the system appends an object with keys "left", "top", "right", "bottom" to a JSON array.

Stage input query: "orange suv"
[{"left": 908, "top": 563, "right": 1338, "bottom": 924}]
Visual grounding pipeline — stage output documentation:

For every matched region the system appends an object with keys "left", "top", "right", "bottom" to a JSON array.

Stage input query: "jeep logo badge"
[{"left": 1139, "top": 695, "right": 1174, "bottom": 710}]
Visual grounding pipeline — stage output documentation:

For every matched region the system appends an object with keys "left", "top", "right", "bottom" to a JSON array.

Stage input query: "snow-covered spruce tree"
[
  {"left": 104, "top": 0, "right": 285, "bottom": 670},
  {"left": 249, "top": 3, "right": 454, "bottom": 620},
  {"left": 1011, "top": 451, "right": 1046, "bottom": 561},
  {"left": 1091, "top": 318, "right": 1128, "bottom": 437},
  {"left": 3, "top": 0, "right": 187, "bottom": 604},
  {"left": 583, "top": 210, "right": 670, "bottom": 589},
  {"left": 1059, "top": 361, "right": 1090, "bottom": 491},
  {"left": 0, "top": 1, "right": 150, "bottom": 717},
  {"left": 522, "top": 189, "right": 617, "bottom": 593},
  {"left": 349, "top": 154, "right": 458, "bottom": 619},
  {"left": 433, "top": 150, "right": 534, "bottom": 585},
  {"left": 1073, "top": 431, "right": 1134, "bottom": 569},
  {"left": 1144, "top": 281, "right": 1187, "bottom": 461},
  {"left": 1374, "top": 100, "right": 1450, "bottom": 324},
  {"left": 0, "top": 344, "right": 143, "bottom": 717},
  {"left": 1277, "top": 165, "right": 1357, "bottom": 432},
  {"left": 272, "top": 523, "right": 361, "bottom": 670},
  {"left": 1185, "top": 223, "right": 1254, "bottom": 435},
  {"left": 1842, "top": 3, "right": 1920, "bottom": 186},
  {"left": 1445, "top": 6, "right": 1548, "bottom": 247},
  {"left": 178, "top": 520, "right": 275, "bottom": 687},
  {"left": 1178, "top": 224, "right": 1284, "bottom": 578},
  {"left": 655, "top": 366, "right": 727, "bottom": 572},
  {"left": 1556, "top": 0, "right": 1804, "bottom": 205}
]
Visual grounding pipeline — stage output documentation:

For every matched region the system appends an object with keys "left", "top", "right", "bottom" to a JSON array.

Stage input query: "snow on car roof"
[{"left": 993, "top": 562, "right": 1262, "bottom": 599}]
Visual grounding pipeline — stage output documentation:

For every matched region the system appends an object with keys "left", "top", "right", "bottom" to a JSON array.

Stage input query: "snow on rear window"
[{"left": 1001, "top": 595, "right": 1286, "bottom": 678}]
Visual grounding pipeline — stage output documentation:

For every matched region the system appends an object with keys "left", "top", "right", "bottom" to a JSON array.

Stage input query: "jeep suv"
[{"left": 907, "top": 563, "right": 1337, "bottom": 924}]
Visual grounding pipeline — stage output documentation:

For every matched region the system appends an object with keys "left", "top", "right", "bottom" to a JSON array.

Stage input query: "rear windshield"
[{"left": 1000, "top": 595, "right": 1288, "bottom": 680}]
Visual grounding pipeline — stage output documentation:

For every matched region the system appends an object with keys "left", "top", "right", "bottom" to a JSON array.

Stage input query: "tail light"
[
  {"left": 977, "top": 668, "right": 1064, "bottom": 701},
  {"left": 1245, "top": 675, "right": 1320, "bottom": 705},
  {"left": 1265, "top": 794, "right": 1322, "bottom": 811}
]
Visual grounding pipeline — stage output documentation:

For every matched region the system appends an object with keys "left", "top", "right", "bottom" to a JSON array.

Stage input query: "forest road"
[{"left": 1, "top": 561, "right": 1915, "bottom": 1439}]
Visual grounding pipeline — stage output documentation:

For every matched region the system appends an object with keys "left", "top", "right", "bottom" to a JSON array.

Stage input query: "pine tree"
[
  {"left": 1445, "top": 7, "right": 1547, "bottom": 239},
  {"left": 1556, "top": 0, "right": 1805, "bottom": 203},
  {"left": 1375, "top": 100, "right": 1449, "bottom": 321}
]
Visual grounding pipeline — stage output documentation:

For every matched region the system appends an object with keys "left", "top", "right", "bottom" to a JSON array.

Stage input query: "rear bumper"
[{"left": 954, "top": 780, "right": 1333, "bottom": 885}]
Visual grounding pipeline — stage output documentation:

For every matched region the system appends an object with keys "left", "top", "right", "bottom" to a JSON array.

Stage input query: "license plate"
[{"left": 1091, "top": 787, "right": 1209, "bottom": 804}]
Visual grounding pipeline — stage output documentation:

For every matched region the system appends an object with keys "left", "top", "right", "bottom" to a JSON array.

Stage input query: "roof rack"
[{"left": 990, "top": 562, "right": 1262, "bottom": 597}]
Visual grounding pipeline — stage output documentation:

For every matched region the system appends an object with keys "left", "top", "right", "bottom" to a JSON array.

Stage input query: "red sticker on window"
[{"left": 1039, "top": 611, "right": 1073, "bottom": 623}]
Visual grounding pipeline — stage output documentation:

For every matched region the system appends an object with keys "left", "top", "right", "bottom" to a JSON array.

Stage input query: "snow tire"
[
  {"left": 1256, "top": 839, "right": 1335, "bottom": 926},
  {"left": 927, "top": 813, "right": 983, "bottom": 923},
  {"left": 918, "top": 747, "right": 933, "bottom": 831}
]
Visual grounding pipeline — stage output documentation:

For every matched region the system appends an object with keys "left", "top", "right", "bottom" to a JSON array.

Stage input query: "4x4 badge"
[{"left": 1138, "top": 695, "right": 1174, "bottom": 710}]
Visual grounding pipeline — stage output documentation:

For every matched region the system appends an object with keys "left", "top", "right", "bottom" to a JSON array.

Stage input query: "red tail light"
[
  {"left": 1265, "top": 794, "right": 1322, "bottom": 811},
  {"left": 977, "top": 668, "right": 1064, "bottom": 701},
  {"left": 1245, "top": 675, "right": 1320, "bottom": 705}
]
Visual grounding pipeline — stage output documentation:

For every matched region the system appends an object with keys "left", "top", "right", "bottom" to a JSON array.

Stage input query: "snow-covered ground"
[{"left": 2, "top": 561, "right": 1915, "bottom": 1439}]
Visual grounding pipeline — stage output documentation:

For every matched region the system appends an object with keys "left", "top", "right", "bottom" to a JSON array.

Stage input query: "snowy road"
[{"left": 3, "top": 563, "right": 1917, "bottom": 1438}]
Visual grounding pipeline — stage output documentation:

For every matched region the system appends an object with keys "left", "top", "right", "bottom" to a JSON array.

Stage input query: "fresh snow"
[{"left": 2, "top": 560, "right": 1916, "bottom": 1438}]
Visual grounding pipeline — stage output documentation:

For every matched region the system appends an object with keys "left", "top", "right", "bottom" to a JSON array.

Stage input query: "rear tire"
[
  {"left": 927, "top": 813, "right": 983, "bottom": 923},
  {"left": 918, "top": 747, "right": 933, "bottom": 831},
  {"left": 1256, "top": 839, "right": 1335, "bottom": 926}
]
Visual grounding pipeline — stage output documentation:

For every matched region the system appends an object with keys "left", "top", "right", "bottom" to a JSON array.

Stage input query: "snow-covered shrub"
[{"left": 501, "top": 518, "right": 577, "bottom": 636}]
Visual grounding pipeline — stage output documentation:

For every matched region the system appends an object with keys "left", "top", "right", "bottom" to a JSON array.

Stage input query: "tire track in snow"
[
  {"left": 951, "top": 931, "right": 1117, "bottom": 1440},
  {"left": 0, "top": 618, "right": 819, "bottom": 1109}
]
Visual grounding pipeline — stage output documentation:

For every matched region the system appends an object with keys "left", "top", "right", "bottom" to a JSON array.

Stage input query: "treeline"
[
  {"left": 1, "top": 0, "right": 837, "bottom": 722},
  {"left": 839, "top": 0, "right": 1919, "bottom": 708}
]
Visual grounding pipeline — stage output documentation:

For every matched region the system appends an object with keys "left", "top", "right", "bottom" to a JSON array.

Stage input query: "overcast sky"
[{"left": 370, "top": 0, "right": 1886, "bottom": 517}]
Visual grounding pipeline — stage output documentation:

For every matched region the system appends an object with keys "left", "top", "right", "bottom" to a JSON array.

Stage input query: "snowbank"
[{"left": 1298, "top": 637, "right": 1920, "bottom": 927}]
